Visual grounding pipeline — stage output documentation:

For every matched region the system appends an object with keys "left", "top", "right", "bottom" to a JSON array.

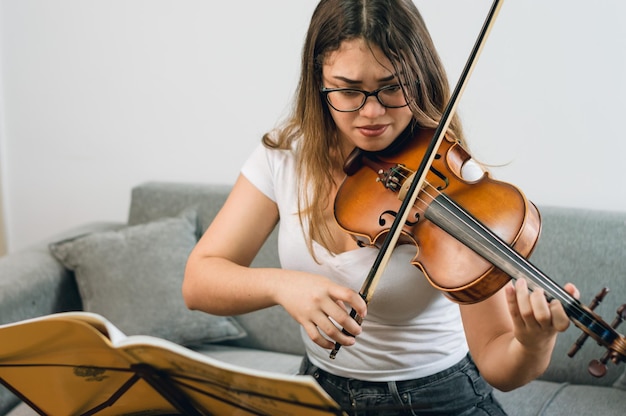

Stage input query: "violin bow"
[{"left": 330, "top": 0, "right": 504, "bottom": 359}]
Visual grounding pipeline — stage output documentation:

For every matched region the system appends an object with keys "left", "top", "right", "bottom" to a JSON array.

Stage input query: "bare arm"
[
  {"left": 461, "top": 278, "right": 578, "bottom": 392},
  {"left": 182, "top": 174, "right": 367, "bottom": 349}
]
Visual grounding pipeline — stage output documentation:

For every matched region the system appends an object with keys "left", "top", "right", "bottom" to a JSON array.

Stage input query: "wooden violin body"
[
  {"left": 334, "top": 127, "right": 626, "bottom": 376},
  {"left": 336, "top": 128, "right": 541, "bottom": 304}
]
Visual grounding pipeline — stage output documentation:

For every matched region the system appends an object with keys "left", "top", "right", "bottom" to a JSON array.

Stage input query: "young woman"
[{"left": 183, "top": 1, "right": 578, "bottom": 414}]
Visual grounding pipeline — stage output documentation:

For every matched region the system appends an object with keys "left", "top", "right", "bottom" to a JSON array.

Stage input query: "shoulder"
[
  {"left": 241, "top": 138, "right": 301, "bottom": 203},
  {"left": 244, "top": 139, "right": 299, "bottom": 174}
]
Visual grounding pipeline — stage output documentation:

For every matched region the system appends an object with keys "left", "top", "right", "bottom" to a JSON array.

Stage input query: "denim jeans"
[{"left": 299, "top": 354, "right": 507, "bottom": 416}]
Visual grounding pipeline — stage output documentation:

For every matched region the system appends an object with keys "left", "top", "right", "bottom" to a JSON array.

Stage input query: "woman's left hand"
[
  {"left": 461, "top": 277, "right": 580, "bottom": 391},
  {"left": 505, "top": 278, "right": 580, "bottom": 351}
]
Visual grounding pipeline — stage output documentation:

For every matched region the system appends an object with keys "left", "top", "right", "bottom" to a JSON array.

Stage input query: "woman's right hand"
[
  {"left": 273, "top": 271, "right": 367, "bottom": 350},
  {"left": 184, "top": 174, "right": 367, "bottom": 350}
]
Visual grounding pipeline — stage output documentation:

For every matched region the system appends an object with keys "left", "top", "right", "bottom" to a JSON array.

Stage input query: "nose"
[{"left": 359, "top": 95, "right": 386, "bottom": 118}]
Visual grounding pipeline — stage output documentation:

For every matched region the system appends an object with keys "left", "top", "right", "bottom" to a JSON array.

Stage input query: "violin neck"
[{"left": 424, "top": 193, "right": 618, "bottom": 346}]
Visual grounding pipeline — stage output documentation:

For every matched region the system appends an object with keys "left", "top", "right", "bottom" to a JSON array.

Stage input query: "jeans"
[{"left": 299, "top": 354, "right": 507, "bottom": 416}]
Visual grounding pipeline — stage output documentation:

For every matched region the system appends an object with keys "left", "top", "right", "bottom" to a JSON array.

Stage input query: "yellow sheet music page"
[{"left": 0, "top": 314, "right": 177, "bottom": 415}]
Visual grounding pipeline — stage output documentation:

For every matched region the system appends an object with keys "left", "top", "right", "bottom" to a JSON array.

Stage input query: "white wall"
[
  {"left": 1, "top": 0, "right": 624, "bottom": 253},
  {"left": 0, "top": 1, "right": 6, "bottom": 255}
]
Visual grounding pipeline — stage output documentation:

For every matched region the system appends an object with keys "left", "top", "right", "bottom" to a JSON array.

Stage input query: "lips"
[{"left": 357, "top": 124, "right": 388, "bottom": 137}]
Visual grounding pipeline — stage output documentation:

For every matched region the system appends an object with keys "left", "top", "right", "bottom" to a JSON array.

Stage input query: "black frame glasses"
[{"left": 320, "top": 84, "right": 409, "bottom": 112}]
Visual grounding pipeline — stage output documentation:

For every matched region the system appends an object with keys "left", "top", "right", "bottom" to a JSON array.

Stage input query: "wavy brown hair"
[{"left": 263, "top": 0, "right": 465, "bottom": 255}]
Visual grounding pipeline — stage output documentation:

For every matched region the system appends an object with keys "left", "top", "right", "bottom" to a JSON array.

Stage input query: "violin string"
[
  {"left": 423, "top": 182, "right": 577, "bottom": 305},
  {"left": 406, "top": 179, "right": 583, "bottom": 312},
  {"left": 387, "top": 168, "right": 537, "bottom": 283},
  {"left": 378, "top": 161, "right": 612, "bottom": 340}
]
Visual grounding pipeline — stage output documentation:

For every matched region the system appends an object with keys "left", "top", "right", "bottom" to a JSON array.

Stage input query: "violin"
[
  {"left": 333, "top": 126, "right": 626, "bottom": 377},
  {"left": 336, "top": 128, "right": 540, "bottom": 304},
  {"left": 327, "top": 0, "right": 626, "bottom": 377}
]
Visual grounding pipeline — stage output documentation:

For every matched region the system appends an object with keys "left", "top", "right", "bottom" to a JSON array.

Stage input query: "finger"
[
  {"left": 302, "top": 321, "right": 335, "bottom": 349},
  {"left": 334, "top": 299, "right": 362, "bottom": 327},
  {"left": 329, "top": 287, "right": 367, "bottom": 331},
  {"left": 563, "top": 282, "right": 580, "bottom": 299},
  {"left": 346, "top": 291, "right": 367, "bottom": 319},
  {"left": 304, "top": 308, "right": 359, "bottom": 349},
  {"left": 514, "top": 279, "right": 536, "bottom": 328},
  {"left": 324, "top": 300, "right": 362, "bottom": 338},
  {"left": 330, "top": 286, "right": 367, "bottom": 317},
  {"left": 549, "top": 299, "right": 571, "bottom": 332},
  {"left": 317, "top": 314, "right": 358, "bottom": 347},
  {"left": 505, "top": 281, "right": 523, "bottom": 324},
  {"left": 528, "top": 287, "right": 552, "bottom": 328}
]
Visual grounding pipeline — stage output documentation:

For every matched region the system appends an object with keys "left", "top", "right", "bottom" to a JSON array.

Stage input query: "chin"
[{"left": 354, "top": 137, "right": 396, "bottom": 152}]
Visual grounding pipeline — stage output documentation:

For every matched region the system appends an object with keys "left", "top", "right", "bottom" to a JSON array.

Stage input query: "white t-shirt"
[{"left": 241, "top": 143, "right": 470, "bottom": 381}]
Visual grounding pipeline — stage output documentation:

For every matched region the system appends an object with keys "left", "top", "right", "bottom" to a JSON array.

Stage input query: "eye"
[
  {"left": 338, "top": 89, "right": 362, "bottom": 97},
  {"left": 382, "top": 85, "right": 402, "bottom": 93}
]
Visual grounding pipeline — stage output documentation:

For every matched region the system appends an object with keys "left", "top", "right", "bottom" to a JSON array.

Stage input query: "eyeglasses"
[{"left": 320, "top": 84, "right": 409, "bottom": 112}]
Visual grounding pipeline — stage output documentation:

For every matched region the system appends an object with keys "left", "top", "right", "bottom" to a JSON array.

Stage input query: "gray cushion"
[
  {"left": 494, "top": 381, "right": 568, "bottom": 416},
  {"left": 539, "top": 383, "right": 626, "bottom": 415},
  {"left": 613, "top": 369, "right": 626, "bottom": 390},
  {"left": 192, "top": 344, "right": 303, "bottom": 375},
  {"left": 494, "top": 380, "right": 626, "bottom": 416},
  {"left": 49, "top": 209, "right": 245, "bottom": 346}
]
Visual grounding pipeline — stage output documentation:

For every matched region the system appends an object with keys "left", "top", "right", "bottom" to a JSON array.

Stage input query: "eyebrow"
[{"left": 329, "top": 74, "right": 397, "bottom": 85}]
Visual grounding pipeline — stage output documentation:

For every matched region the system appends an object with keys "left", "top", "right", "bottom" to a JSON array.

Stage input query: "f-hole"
[
  {"left": 379, "top": 210, "right": 420, "bottom": 227},
  {"left": 430, "top": 154, "right": 449, "bottom": 191}
]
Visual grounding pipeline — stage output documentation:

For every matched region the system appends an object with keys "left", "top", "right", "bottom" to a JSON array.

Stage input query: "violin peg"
[
  {"left": 589, "top": 288, "right": 610, "bottom": 310},
  {"left": 588, "top": 351, "right": 612, "bottom": 378},
  {"left": 569, "top": 289, "right": 615, "bottom": 359},
  {"left": 588, "top": 359, "right": 608, "bottom": 378},
  {"left": 568, "top": 332, "right": 589, "bottom": 358},
  {"left": 615, "top": 304, "right": 626, "bottom": 323}
]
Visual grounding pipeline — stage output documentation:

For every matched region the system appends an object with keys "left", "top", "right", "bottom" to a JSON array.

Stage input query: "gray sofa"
[{"left": 1, "top": 181, "right": 625, "bottom": 415}]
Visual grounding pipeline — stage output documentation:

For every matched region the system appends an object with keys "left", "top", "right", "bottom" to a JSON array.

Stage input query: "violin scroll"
[{"left": 567, "top": 288, "right": 626, "bottom": 377}]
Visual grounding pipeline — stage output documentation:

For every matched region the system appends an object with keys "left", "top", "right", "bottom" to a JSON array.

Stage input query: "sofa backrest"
[
  {"left": 128, "top": 181, "right": 304, "bottom": 356},
  {"left": 128, "top": 182, "right": 626, "bottom": 384}
]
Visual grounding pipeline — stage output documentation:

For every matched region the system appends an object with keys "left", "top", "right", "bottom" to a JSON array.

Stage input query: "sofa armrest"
[
  {"left": 0, "top": 244, "right": 79, "bottom": 326},
  {"left": 0, "top": 222, "right": 126, "bottom": 414},
  {"left": 0, "top": 221, "right": 125, "bottom": 326},
  {"left": 0, "top": 244, "right": 81, "bottom": 415}
]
